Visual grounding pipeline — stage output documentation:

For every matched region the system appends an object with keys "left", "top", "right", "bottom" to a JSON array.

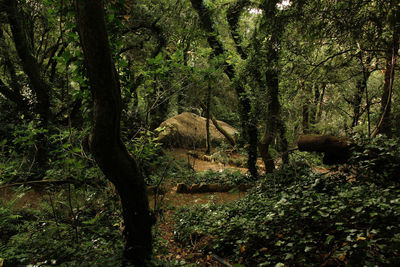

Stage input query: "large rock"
[{"left": 157, "top": 112, "right": 238, "bottom": 148}]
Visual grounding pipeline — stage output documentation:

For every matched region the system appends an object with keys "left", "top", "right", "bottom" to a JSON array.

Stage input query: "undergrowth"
[
  {"left": 173, "top": 149, "right": 400, "bottom": 266},
  {"left": 180, "top": 169, "right": 252, "bottom": 186},
  {"left": 0, "top": 184, "right": 124, "bottom": 266}
]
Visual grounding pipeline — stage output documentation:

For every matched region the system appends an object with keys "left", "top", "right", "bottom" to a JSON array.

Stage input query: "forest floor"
[
  {"left": 153, "top": 148, "right": 249, "bottom": 266},
  {"left": 0, "top": 148, "right": 329, "bottom": 266},
  {"left": 153, "top": 148, "right": 331, "bottom": 266}
]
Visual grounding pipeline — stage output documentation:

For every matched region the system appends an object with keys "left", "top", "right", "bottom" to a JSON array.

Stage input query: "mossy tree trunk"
[
  {"left": 190, "top": 0, "right": 258, "bottom": 178},
  {"left": 257, "top": 0, "right": 289, "bottom": 173}
]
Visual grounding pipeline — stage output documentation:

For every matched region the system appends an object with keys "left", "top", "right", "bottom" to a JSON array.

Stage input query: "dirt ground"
[{"left": 166, "top": 148, "right": 248, "bottom": 173}]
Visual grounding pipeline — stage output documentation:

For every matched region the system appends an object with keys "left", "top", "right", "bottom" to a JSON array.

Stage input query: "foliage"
[
  {"left": 173, "top": 166, "right": 400, "bottom": 266},
  {"left": 0, "top": 120, "right": 48, "bottom": 182},
  {"left": 0, "top": 184, "right": 124, "bottom": 266},
  {"left": 350, "top": 135, "right": 400, "bottom": 183},
  {"left": 1, "top": 0, "right": 400, "bottom": 265},
  {"left": 181, "top": 169, "right": 252, "bottom": 186}
]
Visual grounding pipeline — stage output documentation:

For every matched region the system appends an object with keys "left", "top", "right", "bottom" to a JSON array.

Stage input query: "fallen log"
[{"left": 298, "top": 135, "right": 351, "bottom": 164}]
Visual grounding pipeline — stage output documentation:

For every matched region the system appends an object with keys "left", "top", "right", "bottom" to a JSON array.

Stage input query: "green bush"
[
  {"left": 350, "top": 135, "right": 400, "bottom": 183},
  {"left": 0, "top": 185, "right": 124, "bottom": 266}
]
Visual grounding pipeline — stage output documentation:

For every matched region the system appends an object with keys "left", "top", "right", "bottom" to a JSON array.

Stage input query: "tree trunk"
[
  {"left": 259, "top": 69, "right": 282, "bottom": 173},
  {"left": 257, "top": 0, "right": 288, "bottom": 173},
  {"left": 299, "top": 79, "right": 311, "bottom": 134},
  {"left": 352, "top": 77, "right": 368, "bottom": 128},
  {"left": 351, "top": 53, "right": 371, "bottom": 130},
  {"left": 205, "top": 83, "right": 211, "bottom": 154},
  {"left": 316, "top": 82, "right": 326, "bottom": 121},
  {"left": 6, "top": 0, "right": 51, "bottom": 175},
  {"left": 0, "top": 30, "right": 30, "bottom": 114},
  {"left": 375, "top": 57, "right": 395, "bottom": 137},
  {"left": 178, "top": 40, "right": 191, "bottom": 114},
  {"left": 75, "top": 1, "right": 153, "bottom": 265},
  {"left": 210, "top": 115, "right": 236, "bottom": 147},
  {"left": 373, "top": 4, "right": 399, "bottom": 137},
  {"left": 310, "top": 83, "right": 319, "bottom": 128}
]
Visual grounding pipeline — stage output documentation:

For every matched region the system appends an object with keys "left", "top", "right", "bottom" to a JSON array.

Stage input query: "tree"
[
  {"left": 373, "top": 1, "right": 400, "bottom": 137},
  {"left": 74, "top": 0, "right": 153, "bottom": 264},
  {"left": 4, "top": 0, "right": 52, "bottom": 175},
  {"left": 190, "top": 0, "right": 259, "bottom": 178}
]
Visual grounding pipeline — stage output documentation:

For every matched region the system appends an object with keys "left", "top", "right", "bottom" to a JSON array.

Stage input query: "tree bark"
[
  {"left": 310, "top": 83, "right": 319, "bottom": 128},
  {"left": 0, "top": 78, "right": 29, "bottom": 111},
  {"left": 178, "top": 40, "right": 191, "bottom": 114},
  {"left": 205, "top": 82, "right": 211, "bottom": 154},
  {"left": 74, "top": 1, "right": 153, "bottom": 265}
]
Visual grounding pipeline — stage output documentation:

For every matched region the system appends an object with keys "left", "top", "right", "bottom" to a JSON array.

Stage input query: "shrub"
[
  {"left": 173, "top": 168, "right": 400, "bottom": 266},
  {"left": 350, "top": 135, "right": 400, "bottom": 184}
]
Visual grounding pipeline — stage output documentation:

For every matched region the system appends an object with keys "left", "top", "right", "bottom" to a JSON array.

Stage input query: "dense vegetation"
[{"left": 0, "top": 0, "right": 399, "bottom": 266}]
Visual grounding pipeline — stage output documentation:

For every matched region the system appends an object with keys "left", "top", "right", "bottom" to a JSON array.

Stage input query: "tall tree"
[
  {"left": 190, "top": 0, "right": 259, "bottom": 178},
  {"left": 249, "top": 0, "right": 291, "bottom": 172},
  {"left": 74, "top": 0, "right": 153, "bottom": 264}
]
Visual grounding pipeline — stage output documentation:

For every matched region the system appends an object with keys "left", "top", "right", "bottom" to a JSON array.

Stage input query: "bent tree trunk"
[{"left": 75, "top": 1, "right": 153, "bottom": 265}]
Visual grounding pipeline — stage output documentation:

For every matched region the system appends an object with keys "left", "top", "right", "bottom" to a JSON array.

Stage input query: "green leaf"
[
  {"left": 325, "top": 235, "right": 335, "bottom": 245},
  {"left": 304, "top": 246, "right": 313, "bottom": 252}
]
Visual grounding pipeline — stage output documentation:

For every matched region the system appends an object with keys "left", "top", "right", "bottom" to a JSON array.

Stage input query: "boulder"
[{"left": 157, "top": 112, "right": 238, "bottom": 148}]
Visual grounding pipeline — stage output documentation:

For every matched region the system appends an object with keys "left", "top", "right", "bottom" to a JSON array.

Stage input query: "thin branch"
[{"left": 305, "top": 49, "right": 355, "bottom": 78}]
